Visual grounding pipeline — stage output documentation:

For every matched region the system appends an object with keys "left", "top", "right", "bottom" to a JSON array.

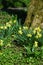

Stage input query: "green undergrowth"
[
  {"left": 0, "top": 11, "right": 43, "bottom": 65},
  {"left": 0, "top": 44, "right": 43, "bottom": 65}
]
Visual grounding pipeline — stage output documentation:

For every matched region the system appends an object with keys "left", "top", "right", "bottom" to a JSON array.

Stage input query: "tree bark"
[{"left": 24, "top": 0, "right": 43, "bottom": 28}]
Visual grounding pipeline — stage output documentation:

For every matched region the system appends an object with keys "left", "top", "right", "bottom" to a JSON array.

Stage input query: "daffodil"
[
  {"left": 3, "top": 26, "right": 7, "bottom": 29},
  {"left": 34, "top": 41, "right": 38, "bottom": 47},
  {"left": 18, "top": 30, "right": 23, "bottom": 35},
  {"left": 13, "top": 20, "right": 16, "bottom": 23},
  {"left": 23, "top": 26, "right": 28, "bottom": 30},
  {"left": 0, "top": 40, "right": 3, "bottom": 46},
  {"left": 37, "top": 32, "right": 42, "bottom": 38},
  {"left": 37, "top": 27, "right": 41, "bottom": 32},
  {"left": 6, "top": 23, "right": 11, "bottom": 27},
  {"left": 39, "top": 34, "right": 42, "bottom": 38},
  {"left": 34, "top": 27, "right": 41, "bottom": 32},
  {"left": 35, "top": 32, "right": 42, "bottom": 39},
  {"left": 33, "top": 30, "right": 36, "bottom": 34},
  {"left": 33, "top": 27, "right": 41, "bottom": 34},
  {"left": 6, "top": 22, "right": 9, "bottom": 25},
  {"left": 9, "top": 20, "right": 12, "bottom": 24},
  {"left": 0, "top": 26, "right": 4, "bottom": 29},
  {"left": 7, "top": 24, "right": 11, "bottom": 27},
  {"left": 27, "top": 34, "right": 32, "bottom": 37}
]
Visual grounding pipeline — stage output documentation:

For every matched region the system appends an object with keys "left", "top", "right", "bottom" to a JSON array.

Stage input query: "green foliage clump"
[
  {"left": 0, "top": 15, "right": 43, "bottom": 56},
  {"left": 0, "top": 14, "right": 43, "bottom": 65}
]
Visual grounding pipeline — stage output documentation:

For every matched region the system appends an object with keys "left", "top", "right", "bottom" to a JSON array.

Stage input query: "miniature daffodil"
[
  {"left": 13, "top": 20, "right": 16, "bottom": 23},
  {"left": 34, "top": 41, "right": 38, "bottom": 47},
  {"left": 0, "top": 26, "right": 3, "bottom": 29},
  {"left": 18, "top": 30, "right": 23, "bottom": 35},
  {"left": 23, "top": 26, "right": 28, "bottom": 30},
  {"left": 6, "top": 23, "right": 11, "bottom": 27},
  {"left": 9, "top": 20, "right": 12, "bottom": 24},
  {"left": 35, "top": 32, "right": 42, "bottom": 39},
  {"left": 0, "top": 40, "right": 3, "bottom": 46},
  {"left": 3, "top": 26, "right": 7, "bottom": 29},
  {"left": 27, "top": 34, "right": 32, "bottom": 37}
]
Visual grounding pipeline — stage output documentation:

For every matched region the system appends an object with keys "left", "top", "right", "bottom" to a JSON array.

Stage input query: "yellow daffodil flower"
[
  {"left": 6, "top": 22, "right": 9, "bottom": 25},
  {"left": 37, "top": 32, "right": 42, "bottom": 38},
  {"left": 34, "top": 41, "right": 38, "bottom": 47},
  {"left": 18, "top": 30, "right": 23, "bottom": 35},
  {"left": 33, "top": 30, "right": 36, "bottom": 34},
  {"left": 7, "top": 24, "right": 11, "bottom": 27},
  {"left": 0, "top": 40, "right": 3, "bottom": 46},
  {"left": 34, "top": 27, "right": 41, "bottom": 32},
  {"left": 9, "top": 20, "right": 12, "bottom": 24},
  {"left": 37, "top": 27, "right": 41, "bottom": 32},
  {"left": 6, "top": 23, "right": 11, "bottom": 27},
  {"left": 33, "top": 27, "right": 41, "bottom": 34},
  {"left": 23, "top": 26, "right": 28, "bottom": 30},
  {"left": 3, "top": 26, "right": 7, "bottom": 29},
  {"left": 27, "top": 34, "right": 32, "bottom": 37},
  {"left": 38, "top": 34, "right": 42, "bottom": 38},
  {"left": 13, "top": 20, "right": 16, "bottom": 23},
  {"left": 35, "top": 32, "right": 42, "bottom": 39},
  {"left": 0, "top": 26, "right": 3, "bottom": 29}
]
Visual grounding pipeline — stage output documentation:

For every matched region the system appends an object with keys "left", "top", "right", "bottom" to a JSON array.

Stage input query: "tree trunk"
[{"left": 24, "top": 0, "right": 43, "bottom": 28}]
